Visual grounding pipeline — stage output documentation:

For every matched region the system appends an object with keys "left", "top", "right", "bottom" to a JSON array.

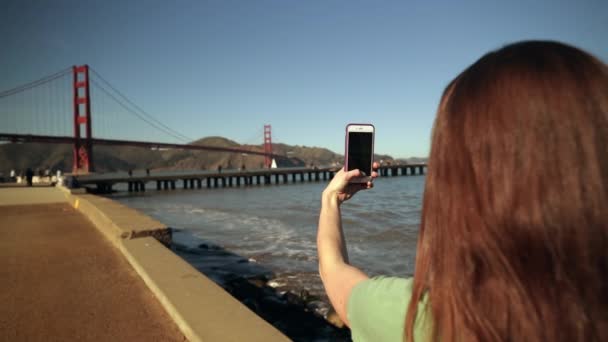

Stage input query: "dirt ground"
[{"left": 0, "top": 203, "right": 186, "bottom": 342}]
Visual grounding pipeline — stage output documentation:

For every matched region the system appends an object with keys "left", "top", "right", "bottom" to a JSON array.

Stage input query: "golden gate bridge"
[{"left": 0, "top": 65, "right": 279, "bottom": 174}]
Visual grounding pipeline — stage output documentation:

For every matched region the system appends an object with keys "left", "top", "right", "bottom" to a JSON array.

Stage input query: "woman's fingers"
[
  {"left": 344, "top": 168, "right": 362, "bottom": 181},
  {"left": 371, "top": 162, "right": 380, "bottom": 179}
]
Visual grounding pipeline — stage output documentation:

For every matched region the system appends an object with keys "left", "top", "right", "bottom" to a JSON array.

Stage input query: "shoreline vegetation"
[{"left": 171, "top": 228, "right": 352, "bottom": 341}]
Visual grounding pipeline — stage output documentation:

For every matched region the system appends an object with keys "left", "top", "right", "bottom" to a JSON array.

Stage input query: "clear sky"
[{"left": 1, "top": 0, "right": 607, "bottom": 158}]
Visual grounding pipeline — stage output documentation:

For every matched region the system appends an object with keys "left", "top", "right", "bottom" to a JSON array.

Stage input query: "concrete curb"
[
  {"left": 60, "top": 186, "right": 170, "bottom": 245},
  {"left": 64, "top": 193, "right": 130, "bottom": 246},
  {"left": 57, "top": 185, "right": 87, "bottom": 195},
  {"left": 120, "top": 237, "right": 289, "bottom": 342}
]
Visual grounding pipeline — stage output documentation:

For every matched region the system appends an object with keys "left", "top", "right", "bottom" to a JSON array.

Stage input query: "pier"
[{"left": 74, "top": 164, "right": 427, "bottom": 193}]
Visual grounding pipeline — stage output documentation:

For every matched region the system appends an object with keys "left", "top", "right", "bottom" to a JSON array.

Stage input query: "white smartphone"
[{"left": 345, "top": 123, "right": 375, "bottom": 183}]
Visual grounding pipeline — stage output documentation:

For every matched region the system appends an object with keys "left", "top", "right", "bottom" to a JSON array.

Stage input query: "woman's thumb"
[{"left": 345, "top": 169, "right": 362, "bottom": 180}]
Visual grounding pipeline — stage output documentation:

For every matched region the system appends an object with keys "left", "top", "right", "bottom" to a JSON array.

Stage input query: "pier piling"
[{"left": 75, "top": 164, "right": 426, "bottom": 193}]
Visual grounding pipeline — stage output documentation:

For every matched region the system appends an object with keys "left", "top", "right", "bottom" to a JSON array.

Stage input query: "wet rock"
[
  {"left": 326, "top": 309, "right": 345, "bottom": 329},
  {"left": 260, "top": 285, "right": 278, "bottom": 298},
  {"left": 172, "top": 234, "right": 353, "bottom": 341},
  {"left": 225, "top": 277, "right": 260, "bottom": 301},
  {"left": 229, "top": 262, "right": 272, "bottom": 279},
  {"left": 242, "top": 297, "right": 259, "bottom": 312},
  {"left": 299, "top": 289, "right": 311, "bottom": 302},
  {"left": 247, "top": 275, "right": 268, "bottom": 288},
  {"left": 131, "top": 228, "right": 172, "bottom": 247},
  {"left": 307, "top": 300, "right": 330, "bottom": 318},
  {"left": 283, "top": 291, "right": 305, "bottom": 306},
  {"left": 212, "top": 272, "right": 241, "bottom": 287},
  {"left": 267, "top": 279, "right": 286, "bottom": 288},
  {"left": 260, "top": 295, "right": 288, "bottom": 316},
  {"left": 198, "top": 243, "right": 221, "bottom": 250},
  {"left": 271, "top": 320, "right": 290, "bottom": 334}
]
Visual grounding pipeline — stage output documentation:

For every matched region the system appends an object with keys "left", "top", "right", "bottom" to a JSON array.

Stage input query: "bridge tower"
[
  {"left": 264, "top": 124, "right": 272, "bottom": 168},
  {"left": 72, "top": 65, "right": 94, "bottom": 174}
]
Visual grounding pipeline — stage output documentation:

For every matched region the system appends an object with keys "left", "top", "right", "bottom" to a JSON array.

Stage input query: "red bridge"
[{"left": 0, "top": 65, "right": 280, "bottom": 174}]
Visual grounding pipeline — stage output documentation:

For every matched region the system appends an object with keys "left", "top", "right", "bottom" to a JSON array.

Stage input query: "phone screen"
[{"left": 347, "top": 131, "right": 373, "bottom": 176}]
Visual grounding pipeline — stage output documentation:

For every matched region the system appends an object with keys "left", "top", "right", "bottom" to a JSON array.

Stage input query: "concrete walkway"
[
  {"left": 0, "top": 186, "right": 67, "bottom": 206},
  {"left": 0, "top": 188, "right": 186, "bottom": 341}
]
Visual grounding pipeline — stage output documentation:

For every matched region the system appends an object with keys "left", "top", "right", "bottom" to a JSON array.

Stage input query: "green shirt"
[{"left": 347, "top": 276, "right": 431, "bottom": 342}]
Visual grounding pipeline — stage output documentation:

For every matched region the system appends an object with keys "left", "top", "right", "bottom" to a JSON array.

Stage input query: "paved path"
[
  {"left": 0, "top": 186, "right": 67, "bottom": 206},
  {"left": 0, "top": 188, "right": 186, "bottom": 341}
]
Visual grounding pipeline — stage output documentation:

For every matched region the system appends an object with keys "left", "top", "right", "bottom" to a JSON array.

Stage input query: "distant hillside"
[
  {"left": 0, "top": 137, "right": 425, "bottom": 175},
  {"left": 270, "top": 143, "right": 342, "bottom": 167}
]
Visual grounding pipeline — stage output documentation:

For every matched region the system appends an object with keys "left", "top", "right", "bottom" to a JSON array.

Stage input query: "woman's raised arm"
[{"left": 317, "top": 163, "right": 378, "bottom": 325}]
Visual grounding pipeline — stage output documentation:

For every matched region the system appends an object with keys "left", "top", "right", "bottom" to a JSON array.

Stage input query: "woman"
[{"left": 317, "top": 41, "right": 608, "bottom": 342}]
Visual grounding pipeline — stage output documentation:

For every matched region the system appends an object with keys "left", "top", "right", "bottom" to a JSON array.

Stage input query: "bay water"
[{"left": 109, "top": 175, "right": 424, "bottom": 316}]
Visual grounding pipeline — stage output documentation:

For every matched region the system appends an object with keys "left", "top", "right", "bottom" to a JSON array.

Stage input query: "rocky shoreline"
[{"left": 171, "top": 229, "right": 351, "bottom": 341}]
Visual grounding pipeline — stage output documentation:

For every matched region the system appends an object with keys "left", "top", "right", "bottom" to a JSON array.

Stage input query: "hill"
[
  {"left": 0, "top": 137, "right": 426, "bottom": 175},
  {"left": 0, "top": 137, "right": 338, "bottom": 174}
]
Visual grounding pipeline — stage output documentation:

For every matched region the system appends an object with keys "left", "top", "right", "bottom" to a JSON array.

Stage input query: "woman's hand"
[{"left": 322, "top": 162, "right": 380, "bottom": 205}]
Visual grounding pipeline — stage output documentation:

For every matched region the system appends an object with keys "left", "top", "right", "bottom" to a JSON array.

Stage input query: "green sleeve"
[{"left": 347, "top": 276, "right": 430, "bottom": 342}]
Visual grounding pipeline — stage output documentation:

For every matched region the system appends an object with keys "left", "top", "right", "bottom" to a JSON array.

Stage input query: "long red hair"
[{"left": 406, "top": 41, "right": 608, "bottom": 341}]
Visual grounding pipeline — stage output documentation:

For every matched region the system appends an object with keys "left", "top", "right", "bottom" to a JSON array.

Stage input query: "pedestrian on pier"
[
  {"left": 128, "top": 169, "right": 133, "bottom": 177},
  {"left": 317, "top": 41, "right": 608, "bottom": 342},
  {"left": 146, "top": 168, "right": 150, "bottom": 176},
  {"left": 25, "top": 168, "right": 34, "bottom": 187}
]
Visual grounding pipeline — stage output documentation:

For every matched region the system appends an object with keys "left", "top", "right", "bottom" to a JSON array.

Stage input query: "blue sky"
[{"left": 1, "top": 0, "right": 607, "bottom": 158}]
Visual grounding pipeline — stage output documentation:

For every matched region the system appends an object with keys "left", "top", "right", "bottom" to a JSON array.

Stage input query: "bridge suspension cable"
[
  {"left": 89, "top": 78, "right": 192, "bottom": 143},
  {"left": 0, "top": 67, "right": 73, "bottom": 137},
  {"left": 0, "top": 67, "right": 72, "bottom": 99},
  {"left": 89, "top": 67, "right": 194, "bottom": 143}
]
